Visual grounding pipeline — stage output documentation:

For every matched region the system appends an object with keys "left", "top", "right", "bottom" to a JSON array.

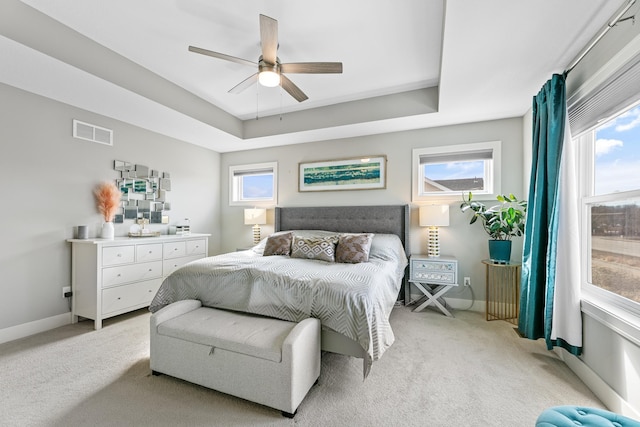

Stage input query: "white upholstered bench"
[{"left": 150, "top": 299, "right": 321, "bottom": 417}]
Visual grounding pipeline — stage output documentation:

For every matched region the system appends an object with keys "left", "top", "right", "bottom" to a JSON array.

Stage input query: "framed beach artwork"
[{"left": 298, "top": 155, "right": 387, "bottom": 192}]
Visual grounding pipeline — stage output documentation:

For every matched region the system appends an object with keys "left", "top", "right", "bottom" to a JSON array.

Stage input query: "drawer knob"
[
  {"left": 148, "top": 269, "right": 152, "bottom": 272},
  {"left": 117, "top": 297, "right": 121, "bottom": 300},
  {"left": 148, "top": 251, "right": 153, "bottom": 254},
  {"left": 117, "top": 274, "right": 121, "bottom": 277},
  {"left": 174, "top": 248, "right": 178, "bottom": 251},
  {"left": 117, "top": 254, "right": 122, "bottom": 257}
]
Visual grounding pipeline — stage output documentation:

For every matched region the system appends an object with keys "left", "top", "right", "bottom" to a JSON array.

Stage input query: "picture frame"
[{"left": 299, "top": 155, "right": 387, "bottom": 192}]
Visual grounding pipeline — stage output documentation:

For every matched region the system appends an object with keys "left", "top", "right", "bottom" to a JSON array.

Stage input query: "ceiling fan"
[{"left": 188, "top": 14, "right": 343, "bottom": 102}]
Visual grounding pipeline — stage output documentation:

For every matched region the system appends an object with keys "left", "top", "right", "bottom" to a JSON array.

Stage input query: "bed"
[{"left": 149, "top": 205, "right": 409, "bottom": 376}]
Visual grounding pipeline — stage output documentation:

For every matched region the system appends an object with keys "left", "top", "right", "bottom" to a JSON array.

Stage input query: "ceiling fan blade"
[
  {"left": 228, "top": 73, "right": 258, "bottom": 94},
  {"left": 280, "top": 62, "right": 343, "bottom": 74},
  {"left": 280, "top": 75, "right": 308, "bottom": 102},
  {"left": 259, "top": 14, "right": 278, "bottom": 64},
  {"left": 188, "top": 46, "right": 256, "bottom": 68}
]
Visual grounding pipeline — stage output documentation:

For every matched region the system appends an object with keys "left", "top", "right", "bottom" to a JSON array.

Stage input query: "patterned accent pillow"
[
  {"left": 263, "top": 232, "right": 294, "bottom": 256},
  {"left": 291, "top": 235, "right": 339, "bottom": 262},
  {"left": 336, "top": 233, "right": 374, "bottom": 263}
]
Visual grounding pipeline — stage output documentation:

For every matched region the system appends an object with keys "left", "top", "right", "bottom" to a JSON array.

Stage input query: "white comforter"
[{"left": 149, "top": 231, "right": 407, "bottom": 376}]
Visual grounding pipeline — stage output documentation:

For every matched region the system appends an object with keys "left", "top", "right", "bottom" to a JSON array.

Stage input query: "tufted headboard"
[{"left": 274, "top": 205, "right": 410, "bottom": 256}]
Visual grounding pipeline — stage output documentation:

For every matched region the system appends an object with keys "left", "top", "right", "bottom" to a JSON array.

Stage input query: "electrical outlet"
[
  {"left": 62, "top": 286, "right": 71, "bottom": 298},
  {"left": 463, "top": 277, "right": 471, "bottom": 287}
]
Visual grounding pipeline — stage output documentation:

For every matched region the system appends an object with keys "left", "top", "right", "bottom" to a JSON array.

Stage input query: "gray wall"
[
  {"left": 0, "top": 83, "right": 221, "bottom": 330},
  {"left": 220, "top": 117, "right": 524, "bottom": 307}
]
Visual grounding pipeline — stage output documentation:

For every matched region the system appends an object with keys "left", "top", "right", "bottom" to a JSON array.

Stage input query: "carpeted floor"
[{"left": 0, "top": 305, "right": 604, "bottom": 426}]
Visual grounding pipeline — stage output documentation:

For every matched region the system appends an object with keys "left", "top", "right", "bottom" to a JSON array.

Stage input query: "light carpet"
[{"left": 0, "top": 305, "right": 604, "bottom": 426}]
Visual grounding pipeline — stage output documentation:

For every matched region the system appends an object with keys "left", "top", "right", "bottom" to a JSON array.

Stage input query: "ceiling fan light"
[{"left": 258, "top": 70, "right": 280, "bottom": 87}]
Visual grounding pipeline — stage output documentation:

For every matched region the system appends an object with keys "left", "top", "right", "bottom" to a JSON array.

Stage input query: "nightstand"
[{"left": 409, "top": 254, "right": 458, "bottom": 317}]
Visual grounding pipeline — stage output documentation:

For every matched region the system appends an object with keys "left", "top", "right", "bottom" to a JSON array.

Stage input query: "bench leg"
[{"left": 282, "top": 410, "right": 296, "bottom": 419}]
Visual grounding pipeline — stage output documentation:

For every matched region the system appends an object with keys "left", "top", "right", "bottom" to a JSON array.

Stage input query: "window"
[
  {"left": 579, "top": 102, "right": 640, "bottom": 313},
  {"left": 229, "top": 162, "right": 277, "bottom": 206},
  {"left": 412, "top": 141, "right": 501, "bottom": 201}
]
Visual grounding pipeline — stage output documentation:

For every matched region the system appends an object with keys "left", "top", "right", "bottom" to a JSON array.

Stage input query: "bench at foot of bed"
[{"left": 150, "top": 300, "right": 321, "bottom": 417}]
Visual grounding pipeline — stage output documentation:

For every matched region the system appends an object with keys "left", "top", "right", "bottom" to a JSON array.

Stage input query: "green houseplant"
[{"left": 460, "top": 192, "right": 527, "bottom": 262}]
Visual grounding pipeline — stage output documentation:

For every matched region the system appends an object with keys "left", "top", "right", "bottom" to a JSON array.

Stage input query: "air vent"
[{"left": 72, "top": 119, "right": 113, "bottom": 146}]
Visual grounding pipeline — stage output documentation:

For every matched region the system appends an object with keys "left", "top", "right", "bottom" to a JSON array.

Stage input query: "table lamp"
[
  {"left": 419, "top": 205, "right": 450, "bottom": 257},
  {"left": 244, "top": 208, "right": 267, "bottom": 245}
]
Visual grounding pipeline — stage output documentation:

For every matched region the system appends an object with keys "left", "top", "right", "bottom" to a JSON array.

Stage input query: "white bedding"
[{"left": 149, "top": 231, "right": 407, "bottom": 376}]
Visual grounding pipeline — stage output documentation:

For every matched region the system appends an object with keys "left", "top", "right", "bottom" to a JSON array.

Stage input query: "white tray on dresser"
[{"left": 67, "top": 233, "right": 210, "bottom": 329}]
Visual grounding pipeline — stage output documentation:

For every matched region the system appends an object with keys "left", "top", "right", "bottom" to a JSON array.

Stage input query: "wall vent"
[{"left": 72, "top": 119, "right": 113, "bottom": 146}]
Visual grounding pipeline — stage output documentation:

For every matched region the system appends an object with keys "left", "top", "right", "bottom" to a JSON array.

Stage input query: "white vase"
[{"left": 101, "top": 221, "right": 115, "bottom": 240}]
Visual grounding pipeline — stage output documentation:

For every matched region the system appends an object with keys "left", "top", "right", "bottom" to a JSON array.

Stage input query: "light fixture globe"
[
  {"left": 258, "top": 58, "right": 280, "bottom": 87},
  {"left": 258, "top": 70, "right": 280, "bottom": 87}
]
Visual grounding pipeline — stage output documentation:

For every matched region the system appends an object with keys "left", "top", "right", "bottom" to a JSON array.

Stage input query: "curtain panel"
[{"left": 519, "top": 73, "right": 582, "bottom": 355}]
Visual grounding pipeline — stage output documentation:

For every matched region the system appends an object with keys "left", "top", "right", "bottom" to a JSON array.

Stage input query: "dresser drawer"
[
  {"left": 101, "top": 278, "right": 162, "bottom": 315},
  {"left": 163, "top": 255, "right": 203, "bottom": 276},
  {"left": 164, "top": 241, "right": 186, "bottom": 259},
  {"left": 102, "top": 245, "right": 135, "bottom": 266},
  {"left": 102, "top": 261, "right": 162, "bottom": 288},
  {"left": 186, "top": 239, "right": 206, "bottom": 256},
  {"left": 136, "top": 243, "right": 163, "bottom": 262}
]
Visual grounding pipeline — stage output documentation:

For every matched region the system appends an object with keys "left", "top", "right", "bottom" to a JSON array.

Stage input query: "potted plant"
[{"left": 460, "top": 192, "right": 527, "bottom": 262}]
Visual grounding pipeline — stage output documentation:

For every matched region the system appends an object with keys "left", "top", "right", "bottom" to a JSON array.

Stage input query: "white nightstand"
[{"left": 409, "top": 254, "right": 458, "bottom": 317}]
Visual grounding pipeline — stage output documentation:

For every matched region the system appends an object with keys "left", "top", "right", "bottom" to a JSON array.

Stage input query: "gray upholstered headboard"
[{"left": 274, "top": 205, "right": 410, "bottom": 256}]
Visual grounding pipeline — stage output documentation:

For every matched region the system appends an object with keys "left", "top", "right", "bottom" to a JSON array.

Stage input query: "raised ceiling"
[{"left": 0, "top": 0, "right": 626, "bottom": 152}]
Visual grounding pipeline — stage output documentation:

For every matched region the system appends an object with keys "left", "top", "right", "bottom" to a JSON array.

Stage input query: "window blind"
[
  {"left": 232, "top": 168, "right": 273, "bottom": 177},
  {"left": 419, "top": 149, "right": 492, "bottom": 165},
  {"left": 568, "top": 50, "right": 640, "bottom": 137}
]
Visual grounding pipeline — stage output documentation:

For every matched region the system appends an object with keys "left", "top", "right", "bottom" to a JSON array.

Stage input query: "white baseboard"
[
  {"left": 555, "top": 348, "right": 640, "bottom": 420},
  {"left": 0, "top": 312, "right": 72, "bottom": 345}
]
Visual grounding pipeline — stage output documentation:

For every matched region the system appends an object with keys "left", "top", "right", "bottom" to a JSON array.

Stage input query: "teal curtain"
[{"left": 518, "top": 74, "right": 581, "bottom": 355}]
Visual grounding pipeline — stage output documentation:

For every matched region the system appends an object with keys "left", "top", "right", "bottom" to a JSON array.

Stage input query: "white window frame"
[
  {"left": 412, "top": 141, "right": 501, "bottom": 202},
  {"left": 577, "top": 131, "right": 640, "bottom": 329},
  {"left": 229, "top": 162, "right": 278, "bottom": 206}
]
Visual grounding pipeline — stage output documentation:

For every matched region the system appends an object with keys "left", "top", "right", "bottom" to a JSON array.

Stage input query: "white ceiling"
[{"left": 1, "top": 0, "right": 626, "bottom": 152}]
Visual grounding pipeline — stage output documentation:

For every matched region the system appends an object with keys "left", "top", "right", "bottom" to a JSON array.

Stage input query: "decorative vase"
[
  {"left": 101, "top": 221, "right": 115, "bottom": 240},
  {"left": 488, "top": 240, "right": 511, "bottom": 263}
]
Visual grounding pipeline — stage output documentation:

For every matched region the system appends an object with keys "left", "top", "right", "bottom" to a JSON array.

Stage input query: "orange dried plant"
[{"left": 94, "top": 181, "right": 121, "bottom": 222}]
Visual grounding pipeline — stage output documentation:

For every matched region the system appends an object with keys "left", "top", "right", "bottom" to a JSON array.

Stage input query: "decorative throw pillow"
[
  {"left": 291, "top": 235, "right": 338, "bottom": 262},
  {"left": 335, "top": 233, "right": 374, "bottom": 263},
  {"left": 263, "top": 232, "right": 294, "bottom": 256}
]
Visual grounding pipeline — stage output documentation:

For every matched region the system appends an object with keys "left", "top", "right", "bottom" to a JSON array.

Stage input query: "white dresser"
[{"left": 68, "top": 233, "right": 210, "bottom": 329}]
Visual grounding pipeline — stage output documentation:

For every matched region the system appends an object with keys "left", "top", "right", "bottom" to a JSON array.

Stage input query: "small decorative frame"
[{"left": 299, "top": 155, "right": 387, "bottom": 192}]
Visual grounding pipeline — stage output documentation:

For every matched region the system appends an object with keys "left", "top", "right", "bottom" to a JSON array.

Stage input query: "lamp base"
[
  {"left": 427, "top": 226, "right": 440, "bottom": 257},
  {"left": 252, "top": 224, "right": 262, "bottom": 245}
]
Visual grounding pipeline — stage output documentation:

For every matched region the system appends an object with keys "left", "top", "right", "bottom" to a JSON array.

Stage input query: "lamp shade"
[
  {"left": 244, "top": 208, "right": 267, "bottom": 225},
  {"left": 419, "top": 205, "right": 450, "bottom": 227}
]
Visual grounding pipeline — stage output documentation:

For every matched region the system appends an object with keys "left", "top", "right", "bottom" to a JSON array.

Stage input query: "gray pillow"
[
  {"left": 263, "top": 231, "right": 293, "bottom": 256},
  {"left": 336, "top": 233, "right": 374, "bottom": 263},
  {"left": 291, "top": 235, "right": 338, "bottom": 262}
]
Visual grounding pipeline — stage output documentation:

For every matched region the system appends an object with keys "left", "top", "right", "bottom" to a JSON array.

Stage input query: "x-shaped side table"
[{"left": 412, "top": 281, "right": 455, "bottom": 317}]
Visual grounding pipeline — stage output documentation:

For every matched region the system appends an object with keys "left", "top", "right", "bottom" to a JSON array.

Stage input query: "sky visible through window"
[
  {"left": 242, "top": 174, "right": 273, "bottom": 199},
  {"left": 594, "top": 105, "right": 640, "bottom": 195},
  {"left": 424, "top": 161, "right": 484, "bottom": 181}
]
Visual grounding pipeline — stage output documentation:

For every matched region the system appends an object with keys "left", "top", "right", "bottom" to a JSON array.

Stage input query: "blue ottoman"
[{"left": 536, "top": 406, "right": 640, "bottom": 426}]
